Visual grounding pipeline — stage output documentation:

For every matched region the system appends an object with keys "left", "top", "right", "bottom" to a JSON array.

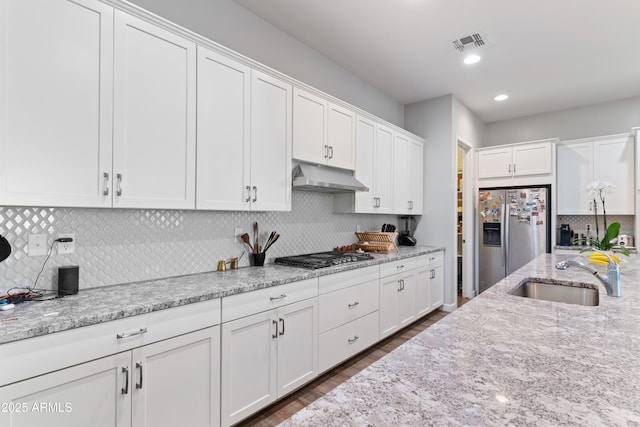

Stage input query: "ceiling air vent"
[{"left": 452, "top": 33, "right": 485, "bottom": 52}]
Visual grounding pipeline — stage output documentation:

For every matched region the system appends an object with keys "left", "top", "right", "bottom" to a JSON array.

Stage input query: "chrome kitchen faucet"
[{"left": 555, "top": 255, "right": 621, "bottom": 297}]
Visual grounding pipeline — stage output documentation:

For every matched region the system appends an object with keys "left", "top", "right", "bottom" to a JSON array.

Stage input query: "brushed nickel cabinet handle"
[
  {"left": 329, "top": 146, "right": 334, "bottom": 159},
  {"left": 252, "top": 186, "right": 257, "bottom": 203},
  {"left": 348, "top": 301, "right": 360, "bottom": 308},
  {"left": 116, "top": 173, "right": 123, "bottom": 196},
  {"left": 103, "top": 172, "right": 110, "bottom": 196},
  {"left": 279, "top": 318, "right": 285, "bottom": 336},
  {"left": 245, "top": 185, "right": 251, "bottom": 202},
  {"left": 121, "top": 366, "right": 129, "bottom": 395},
  {"left": 348, "top": 335, "right": 359, "bottom": 343},
  {"left": 324, "top": 145, "right": 329, "bottom": 159},
  {"left": 272, "top": 319, "right": 278, "bottom": 339},
  {"left": 117, "top": 327, "right": 148, "bottom": 339},
  {"left": 270, "top": 294, "right": 286, "bottom": 301},
  {"left": 135, "top": 362, "right": 143, "bottom": 390}
]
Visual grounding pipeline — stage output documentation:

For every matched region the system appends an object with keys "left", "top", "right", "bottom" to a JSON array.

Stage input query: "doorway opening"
[{"left": 457, "top": 141, "right": 473, "bottom": 300}]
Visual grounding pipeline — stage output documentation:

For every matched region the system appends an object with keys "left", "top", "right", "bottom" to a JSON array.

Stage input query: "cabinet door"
[
  {"left": 327, "top": 103, "right": 356, "bottom": 170},
  {"left": 0, "top": 353, "right": 130, "bottom": 427},
  {"left": 276, "top": 299, "right": 318, "bottom": 396},
  {"left": 557, "top": 143, "right": 592, "bottom": 214},
  {"left": 131, "top": 327, "right": 220, "bottom": 427},
  {"left": 113, "top": 11, "right": 196, "bottom": 209},
  {"left": 250, "top": 71, "right": 292, "bottom": 211},
  {"left": 408, "top": 139, "right": 424, "bottom": 214},
  {"left": 353, "top": 116, "right": 376, "bottom": 213},
  {"left": 594, "top": 136, "right": 635, "bottom": 214},
  {"left": 430, "top": 261, "right": 445, "bottom": 311},
  {"left": 379, "top": 274, "right": 402, "bottom": 339},
  {"left": 0, "top": 0, "right": 113, "bottom": 208},
  {"left": 196, "top": 47, "right": 251, "bottom": 211},
  {"left": 221, "top": 310, "right": 277, "bottom": 426},
  {"left": 414, "top": 265, "right": 431, "bottom": 318},
  {"left": 477, "top": 147, "right": 512, "bottom": 179},
  {"left": 512, "top": 142, "right": 552, "bottom": 176},
  {"left": 397, "top": 271, "right": 416, "bottom": 329},
  {"left": 292, "top": 88, "right": 327, "bottom": 165},
  {"left": 393, "top": 133, "right": 410, "bottom": 214},
  {"left": 375, "top": 125, "right": 395, "bottom": 213}
]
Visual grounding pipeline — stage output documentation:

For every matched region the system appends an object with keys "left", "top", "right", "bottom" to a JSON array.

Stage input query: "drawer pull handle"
[
  {"left": 135, "top": 362, "right": 143, "bottom": 390},
  {"left": 396, "top": 265, "right": 405, "bottom": 269},
  {"left": 117, "top": 327, "right": 148, "bottom": 339},
  {"left": 121, "top": 366, "right": 129, "bottom": 395},
  {"left": 270, "top": 294, "right": 286, "bottom": 301},
  {"left": 348, "top": 335, "right": 359, "bottom": 344},
  {"left": 348, "top": 301, "right": 360, "bottom": 308}
]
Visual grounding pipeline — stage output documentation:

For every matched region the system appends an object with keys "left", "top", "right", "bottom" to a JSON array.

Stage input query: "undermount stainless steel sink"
[{"left": 510, "top": 278, "right": 599, "bottom": 306}]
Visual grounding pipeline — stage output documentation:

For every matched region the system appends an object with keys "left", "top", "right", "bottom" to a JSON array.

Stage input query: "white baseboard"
[{"left": 441, "top": 302, "right": 457, "bottom": 312}]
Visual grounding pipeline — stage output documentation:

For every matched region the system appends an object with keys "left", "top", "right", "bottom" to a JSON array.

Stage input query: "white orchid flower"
[{"left": 587, "top": 180, "right": 615, "bottom": 200}]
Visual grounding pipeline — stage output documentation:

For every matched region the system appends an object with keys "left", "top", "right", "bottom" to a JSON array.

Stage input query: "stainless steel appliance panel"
[
  {"left": 505, "top": 188, "right": 548, "bottom": 275},
  {"left": 478, "top": 190, "right": 506, "bottom": 294}
]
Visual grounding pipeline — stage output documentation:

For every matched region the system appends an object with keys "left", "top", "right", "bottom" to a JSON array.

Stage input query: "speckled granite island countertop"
[
  {"left": 280, "top": 254, "right": 640, "bottom": 427},
  {"left": 0, "top": 246, "right": 442, "bottom": 345}
]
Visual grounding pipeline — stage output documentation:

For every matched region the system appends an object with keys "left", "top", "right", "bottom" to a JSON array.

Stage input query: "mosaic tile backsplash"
[
  {"left": 557, "top": 215, "right": 634, "bottom": 243},
  {"left": 0, "top": 192, "right": 398, "bottom": 291}
]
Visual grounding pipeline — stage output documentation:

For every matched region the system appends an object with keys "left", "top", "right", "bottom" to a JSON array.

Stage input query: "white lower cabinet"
[
  {"left": 317, "top": 266, "right": 380, "bottom": 373},
  {"left": 379, "top": 270, "right": 416, "bottom": 339},
  {"left": 220, "top": 290, "right": 318, "bottom": 427},
  {"left": 415, "top": 252, "right": 445, "bottom": 317},
  {"left": 0, "top": 327, "right": 221, "bottom": 427}
]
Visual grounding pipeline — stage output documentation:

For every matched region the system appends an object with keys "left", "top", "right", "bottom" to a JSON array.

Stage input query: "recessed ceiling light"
[
  {"left": 495, "top": 392, "right": 509, "bottom": 403},
  {"left": 464, "top": 54, "right": 481, "bottom": 65},
  {"left": 494, "top": 94, "right": 509, "bottom": 101}
]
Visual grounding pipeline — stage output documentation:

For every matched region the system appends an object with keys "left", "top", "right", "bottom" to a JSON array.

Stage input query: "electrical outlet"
[
  {"left": 234, "top": 228, "right": 243, "bottom": 239},
  {"left": 57, "top": 233, "right": 75, "bottom": 255},
  {"left": 28, "top": 234, "right": 48, "bottom": 256}
]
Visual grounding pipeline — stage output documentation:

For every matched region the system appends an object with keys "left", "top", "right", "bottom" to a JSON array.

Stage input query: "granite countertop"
[
  {"left": 281, "top": 253, "right": 640, "bottom": 426},
  {"left": 0, "top": 246, "right": 442, "bottom": 346}
]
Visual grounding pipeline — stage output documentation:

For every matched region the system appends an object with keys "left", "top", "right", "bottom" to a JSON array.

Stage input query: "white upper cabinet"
[
  {"left": 113, "top": 11, "right": 196, "bottom": 210},
  {"left": 293, "top": 88, "right": 327, "bottom": 165},
  {"left": 352, "top": 117, "right": 393, "bottom": 213},
  {"left": 478, "top": 141, "right": 552, "bottom": 179},
  {"left": 249, "top": 71, "right": 292, "bottom": 211},
  {"left": 0, "top": 0, "right": 114, "bottom": 207},
  {"left": 557, "top": 135, "right": 634, "bottom": 214},
  {"left": 293, "top": 88, "right": 355, "bottom": 170},
  {"left": 408, "top": 138, "right": 424, "bottom": 215},
  {"left": 196, "top": 47, "right": 251, "bottom": 211},
  {"left": 393, "top": 133, "right": 411, "bottom": 214},
  {"left": 326, "top": 103, "right": 356, "bottom": 170}
]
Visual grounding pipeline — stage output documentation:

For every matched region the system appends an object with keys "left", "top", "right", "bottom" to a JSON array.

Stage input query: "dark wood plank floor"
[{"left": 239, "top": 296, "right": 471, "bottom": 426}]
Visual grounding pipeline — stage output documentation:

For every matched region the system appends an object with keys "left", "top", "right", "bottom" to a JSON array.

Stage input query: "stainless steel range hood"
[{"left": 292, "top": 163, "right": 369, "bottom": 193}]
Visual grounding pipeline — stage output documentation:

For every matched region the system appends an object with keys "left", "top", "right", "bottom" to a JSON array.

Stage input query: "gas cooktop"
[{"left": 274, "top": 251, "right": 374, "bottom": 269}]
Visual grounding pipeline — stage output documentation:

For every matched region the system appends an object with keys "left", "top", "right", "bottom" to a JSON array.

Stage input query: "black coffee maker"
[{"left": 398, "top": 216, "right": 417, "bottom": 246}]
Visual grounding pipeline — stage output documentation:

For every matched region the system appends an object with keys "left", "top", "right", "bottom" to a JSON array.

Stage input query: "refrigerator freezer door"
[
  {"left": 478, "top": 190, "right": 506, "bottom": 294},
  {"left": 506, "top": 188, "right": 548, "bottom": 275}
]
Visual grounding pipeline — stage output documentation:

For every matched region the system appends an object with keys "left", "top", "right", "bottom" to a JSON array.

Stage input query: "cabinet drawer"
[
  {"left": 0, "top": 299, "right": 221, "bottom": 387},
  {"left": 416, "top": 251, "right": 444, "bottom": 267},
  {"left": 319, "top": 279, "right": 379, "bottom": 333},
  {"left": 318, "top": 311, "right": 379, "bottom": 373},
  {"left": 379, "top": 258, "right": 416, "bottom": 278},
  {"left": 318, "top": 265, "right": 379, "bottom": 294},
  {"left": 222, "top": 278, "right": 318, "bottom": 323}
]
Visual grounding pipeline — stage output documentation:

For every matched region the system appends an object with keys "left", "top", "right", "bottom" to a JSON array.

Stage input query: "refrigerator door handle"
[{"left": 502, "top": 202, "right": 508, "bottom": 267}]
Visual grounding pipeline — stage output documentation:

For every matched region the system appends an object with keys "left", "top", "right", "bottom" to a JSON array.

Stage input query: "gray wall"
[
  {"left": 485, "top": 96, "right": 640, "bottom": 146},
  {"left": 405, "top": 95, "right": 456, "bottom": 308},
  {"left": 127, "top": 0, "right": 404, "bottom": 126}
]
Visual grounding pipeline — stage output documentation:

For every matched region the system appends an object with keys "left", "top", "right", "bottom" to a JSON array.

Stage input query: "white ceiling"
[{"left": 234, "top": 0, "right": 640, "bottom": 123}]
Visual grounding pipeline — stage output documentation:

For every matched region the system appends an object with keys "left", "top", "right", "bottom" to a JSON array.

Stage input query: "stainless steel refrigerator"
[{"left": 478, "top": 186, "right": 551, "bottom": 294}]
